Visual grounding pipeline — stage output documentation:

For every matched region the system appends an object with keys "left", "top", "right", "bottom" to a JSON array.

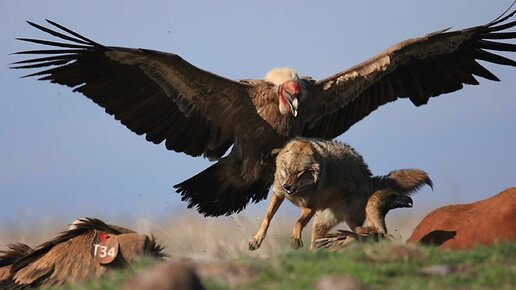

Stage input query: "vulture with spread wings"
[{"left": 12, "top": 8, "right": 516, "bottom": 216}]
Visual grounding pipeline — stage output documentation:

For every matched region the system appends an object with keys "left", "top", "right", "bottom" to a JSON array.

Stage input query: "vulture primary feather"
[{"left": 11, "top": 6, "right": 516, "bottom": 216}]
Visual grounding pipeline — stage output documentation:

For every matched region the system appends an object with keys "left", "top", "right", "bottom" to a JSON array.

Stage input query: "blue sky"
[{"left": 0, "top": 0, "right": 515, "bottom": 224}]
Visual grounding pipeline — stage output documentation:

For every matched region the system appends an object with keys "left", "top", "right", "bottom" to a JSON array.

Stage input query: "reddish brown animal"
[
  {"left": 11, "top": 10, "right": 516, "bottom": 217},
  {"left": 0, "top": 218, "right": 165, "bottom": 289},
  {"left": 407, "top": 188, "right": 516, "bottom": 249}
]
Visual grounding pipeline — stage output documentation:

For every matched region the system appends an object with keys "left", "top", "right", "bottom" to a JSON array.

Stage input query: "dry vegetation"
[{"left": 0, "top": 209, "right": 428, "bottom": 261}]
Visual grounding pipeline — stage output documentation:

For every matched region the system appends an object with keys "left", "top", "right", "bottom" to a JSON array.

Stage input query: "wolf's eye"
[{"left": 297, "top": 168, "right": 310, "bottom": 178}]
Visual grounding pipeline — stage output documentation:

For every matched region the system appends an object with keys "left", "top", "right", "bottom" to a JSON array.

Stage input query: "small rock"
[
  {"left": 188, "top": 260, "right": 259, "bottom": 287},
  {"left": 315, "top": 275, "right": 364, "bottom": 290},
  {"left": 421, "top": 264, "right": 454, "bottom": 276},
  {"left": 122, "top": 262, "right": 206, "bottom": 290},
  {"left": 389, "top": 245, "right": 426, "bottom": 261}
]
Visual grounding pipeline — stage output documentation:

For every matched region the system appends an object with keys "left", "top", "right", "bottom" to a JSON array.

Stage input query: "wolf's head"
[{"left": 275, "top": 138, "right": 320, "bottom": 195}]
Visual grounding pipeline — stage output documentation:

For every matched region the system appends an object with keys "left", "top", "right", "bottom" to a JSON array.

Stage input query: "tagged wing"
[
  {"left": 12, "top": 20, "right": 266, "bottom": 160},
  {"left": 304, "top": 9, "right": 516, "bottom": 138},
  {"left": 13, "top": 234, "right": 98, "bottom": 286}
]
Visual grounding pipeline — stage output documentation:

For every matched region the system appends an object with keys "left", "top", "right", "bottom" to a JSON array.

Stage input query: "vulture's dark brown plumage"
[
  {"left": 315, "top": 189, "right": 417, "bottom": 250},
  {"left": 0, "top": 218, "right": 165, "bottom": 289},
  {"left": 0, "top": 243, "right": 33, "bottom": 284},
  {"left": 11, "top": 7, "right": 516, "bottom": 216}
]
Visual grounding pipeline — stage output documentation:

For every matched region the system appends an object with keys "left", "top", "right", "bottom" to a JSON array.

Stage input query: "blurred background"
[{"left": 0, "top": 1, "right": 514, "bottom": 253}]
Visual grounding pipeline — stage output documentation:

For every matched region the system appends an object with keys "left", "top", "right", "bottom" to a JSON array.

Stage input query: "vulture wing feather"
[
  {"left": 305, "top": 7, "right": 516, "bottom": 138},
  {"left": 12, "top": 20, "right": 264, "bottom": 160}
]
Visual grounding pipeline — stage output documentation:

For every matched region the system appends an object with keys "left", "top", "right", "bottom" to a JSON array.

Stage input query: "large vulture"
[{"left": 11, "top": 8, "right": 516, "bottom": 216}]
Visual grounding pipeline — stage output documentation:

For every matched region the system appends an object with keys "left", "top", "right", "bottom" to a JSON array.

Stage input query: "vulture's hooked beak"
[
  {"left": 394, "top": 195, "right": 413, "bottom": 208},
  {"left": 285, "top": 92, "right": 299, "bottom": 117}
]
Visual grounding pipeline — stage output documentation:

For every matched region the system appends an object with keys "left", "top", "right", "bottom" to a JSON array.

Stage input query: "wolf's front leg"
[
  {"left": 291, "top": 207, "right": 315, "bottom": 249},
  {"left": 249, "top": 194, "right": 285, "bottom": 251}
]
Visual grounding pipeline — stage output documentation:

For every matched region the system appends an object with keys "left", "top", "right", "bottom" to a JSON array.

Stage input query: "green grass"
[
  {"left": 241, "top": 242, "right": 516, "bottom": 290},
  {"left": 55, "top": 242, "right": 516, "bottom": 290}
]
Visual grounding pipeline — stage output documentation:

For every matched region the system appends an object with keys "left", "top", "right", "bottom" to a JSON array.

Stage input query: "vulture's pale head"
[{"left": 265, "top": 67, "right": 301, "bottom": 117}]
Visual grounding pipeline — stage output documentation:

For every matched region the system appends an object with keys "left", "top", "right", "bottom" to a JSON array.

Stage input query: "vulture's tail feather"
[{"left": 174, "top": 161, "right": 270, "bottom": 217}]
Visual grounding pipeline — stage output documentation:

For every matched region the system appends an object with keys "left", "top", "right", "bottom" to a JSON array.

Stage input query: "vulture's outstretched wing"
[
  {"left": 11, "top": 20, "right": 264, "bottom": 160},
  {"left": 11, "top": 20, "right": 284, "bottom": 217},
  {"left": 304, "top": 9, "right": 516, "bottom": 138}
]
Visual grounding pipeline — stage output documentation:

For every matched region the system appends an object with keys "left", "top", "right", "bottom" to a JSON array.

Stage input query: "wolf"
[{"left": 248, "top": 137, "right": 432, "bottom": 250}]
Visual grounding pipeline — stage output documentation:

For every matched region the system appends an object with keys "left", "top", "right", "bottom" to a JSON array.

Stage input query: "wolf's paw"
[
  {"left": 290, "top": 237, "right": 303, "bottom": 249},
  {"left": 248, "top": 237, "right": 263, "bottom": 251}
]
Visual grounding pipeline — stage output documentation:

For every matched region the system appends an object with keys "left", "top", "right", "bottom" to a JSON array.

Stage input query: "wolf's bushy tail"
[{"left": 372, "top": 169, "right": 433, "bottom": 194}]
